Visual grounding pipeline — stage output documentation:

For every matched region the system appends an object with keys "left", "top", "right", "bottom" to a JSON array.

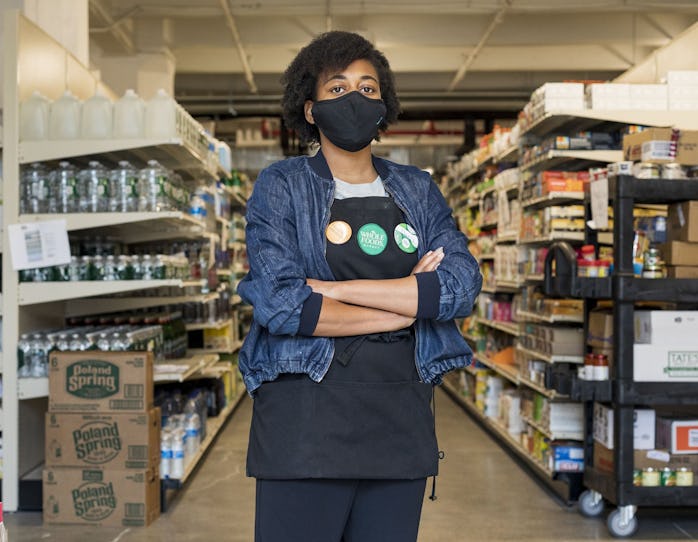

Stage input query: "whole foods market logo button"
[
  {"left": 357, "top": 223, "right": 388, "bottom": 255},
  {"left": 66, "top": 360, "right": 119, "bottom": 399},
  {"left": 72, "top": 481, "right": 116, "bottom": 521},
  {"left": 73, "top": 421, "right": 122, "bottom": 464},
  {"left": 394, "top": 223, "right": 418, "bottom": 253}
]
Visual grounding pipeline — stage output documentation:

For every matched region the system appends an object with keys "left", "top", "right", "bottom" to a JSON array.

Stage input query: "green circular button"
[
  {"left": 394, "top": 223, "right": 418, "bottom": 253},
  {"left": 357, "top": 223, "right": 388, "bottom": 255}
]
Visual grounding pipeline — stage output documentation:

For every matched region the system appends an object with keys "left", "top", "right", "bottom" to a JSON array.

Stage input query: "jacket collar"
[{"left": 308, "top": 148, "right": 390, "bottom": 181}]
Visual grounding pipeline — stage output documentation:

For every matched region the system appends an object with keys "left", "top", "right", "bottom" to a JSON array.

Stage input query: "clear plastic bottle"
[
  {"left": 160, "top": 430, "right": 173, "bottom": 480},
  {"left": 104, "top": 255, "right": 117, "bottom": 281},
  {"left": 49, "top": 161, "right": 80, "bottom": 213},
  {"left": 145, "top": 88, "right": 176, "bottom": 139},
  {"left": 184, "top": 412, "right": 201, "bottom": 460},
  {"left": 29, "top": 333, "right": 48, "bottom": 377},
  {"left": 20, "top": 90, "right": 50, "bottom": 141},
  {"left": 68, "top": 256, "right": 81, "bottom": 281},
  {"left": 21, "top": 163, "right": 50, "bottom": 214},
  {"left": 78, "top": 161, "right": 110, "bottom": 213},
  {"left": 138, "top": 160, "right": 170, "bottom": 212},
  {"left": 171, "top": 429, "right": 185, "bottom": 478},
  {"left": 141, "top": 254, "right": 153, "bottom": 280},
  {"left": 17, "top": 333, "right": 32, "bottom": 378},
  {"left": 113, "top": 89, "right": 145, "bottom": 139},
  {"left": 110, "top": 161, "right": 139, "bottom": 212},
  {"left": 49, "top": 90, "right": 81, "bottom": 139},
  {"left": 55, "top": 332, "right": 70, "bottom": 351},
  {"left": 81, "top": 89, "right": 113, "bottom": 139}
]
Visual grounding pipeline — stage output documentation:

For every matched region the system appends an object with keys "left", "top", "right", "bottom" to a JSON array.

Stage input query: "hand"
[
  {"left": 306, "top": 278, "right": 336, "bottom": 298},
  {"left": 411, "top": 247, "right": 444, "bottom": 274}
]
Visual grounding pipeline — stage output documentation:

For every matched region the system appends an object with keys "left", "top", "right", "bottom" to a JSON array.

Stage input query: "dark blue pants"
[{"left": 254, "top": 478, "right": 427, "bottom": 542}]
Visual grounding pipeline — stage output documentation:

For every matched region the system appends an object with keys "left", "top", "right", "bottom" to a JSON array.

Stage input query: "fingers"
[{"left": 412, "top": 247, "right": 445, "bottom": 273}]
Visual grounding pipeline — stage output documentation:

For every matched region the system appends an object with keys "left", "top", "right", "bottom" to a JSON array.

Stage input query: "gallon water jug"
[
  {"left": 145, "top": 88, "right": 177, "bottom": 139},
  {"left": 49, "top": 90, "right": 81, "bottom": 139},
  {"left": 113, "top": 89, "right": 145, "bottom": 139},
  {"left": 20, "top": 91, "right": 50, "bottom": 141},
  {"left": 81, "top": 89, "right": 113, "bottom": 139}
]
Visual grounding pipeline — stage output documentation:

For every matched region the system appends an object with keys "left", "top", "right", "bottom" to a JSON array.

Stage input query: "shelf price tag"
[
  {"left": 8, "top": 219, "right": 71, "bottom": 270},
  {"left": 588, "top": 176, "right": 609, "bottom": 230}
]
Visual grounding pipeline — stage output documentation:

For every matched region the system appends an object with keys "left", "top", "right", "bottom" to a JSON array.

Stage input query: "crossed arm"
[{"left": 306, "top": 248, "right": 444, "bottom": 337}]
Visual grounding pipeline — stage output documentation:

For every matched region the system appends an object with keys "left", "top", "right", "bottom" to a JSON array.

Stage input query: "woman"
[{"left": 238, "top": 30, "right": 482, "bottom": 542}]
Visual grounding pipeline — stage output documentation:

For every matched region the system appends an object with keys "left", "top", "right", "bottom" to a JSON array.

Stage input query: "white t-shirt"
[{"left": 333, "top": 176, "right": 387, "bottom": 199}]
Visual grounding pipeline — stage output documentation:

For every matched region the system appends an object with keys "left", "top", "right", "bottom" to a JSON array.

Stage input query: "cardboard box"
[
  {"left": 49, "top": 351, "right": 153, "bottom": 413},
  {"left": 667, "top": 201, "right": 698, "bottom": 243},
  {"left": 666, "top": 266, "right": 698, "bottom": 279},
  {"left": 661, "top": 241, "right": 698, "bottom": 266},
  {"left": 622, "top": 128, "right": 698, "bottom": 165},
  {"left": 634, "top": 310, "right": 698, "bottom": 345},
  {"left": 594, "top": 442, "right": 698, "bottom": 474},
  {"left": 45, "top": 408, "right": 160, "bottom": 470},
  {"left": 551, "top": 444, "right": 585, "bottom": 473},
  {"left": 634, "top": 344, "right": 698, "bottom": 381},
  {"left": 657, "top": 417, "right": 698, "bottom": 454},
  {"left": 593, "top": 402, "right": 655, "bottom": 450},
  {"left": 588, "top": 309, "right": 614, "bottom": 349},
  {"left": 43, "top": 468, "right": 160, "bottom": 527}
]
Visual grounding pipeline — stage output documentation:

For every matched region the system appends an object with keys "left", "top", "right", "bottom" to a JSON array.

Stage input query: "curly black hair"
[{"left": 281, "top": 31, "right": 400, "bottom": 145}]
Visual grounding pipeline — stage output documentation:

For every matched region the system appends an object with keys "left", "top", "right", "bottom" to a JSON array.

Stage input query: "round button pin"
[
  {"left": 357, "top": 223, "right": 388, "bottom": 255},
  {"left": 394, "top": 223, "right": 418, "bottom": 253},
  {"left": 326, "top": 220, "right": 352, "bottom": 244}
]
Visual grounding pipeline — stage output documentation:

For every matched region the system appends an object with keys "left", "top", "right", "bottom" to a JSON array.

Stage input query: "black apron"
[{"left": 247, "top": 196, "right": 438, "bottom": 479}]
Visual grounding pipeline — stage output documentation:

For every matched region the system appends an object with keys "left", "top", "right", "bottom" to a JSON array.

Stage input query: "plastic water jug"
[
  {"left": 113, "top": 89, "right": 145, "bottom": 139},
  {"left": 217, "top": 141, "right": 232, "bottom": 173},
  {"left": 20, "top": 91, "right": 50, "bottom": 141},
  {"left": 49, "top": 90, "right": 81, "bottom": 139},
  {"left": 145, "top": 88, "right": 177, "bottom": 139},
  {"left": 81, "top": 89, "right": 113, "bottom": 139}
]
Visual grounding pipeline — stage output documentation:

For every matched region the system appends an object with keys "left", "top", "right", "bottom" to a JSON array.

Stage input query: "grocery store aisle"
[{"left": 8, "top": 387, "right": 698, "bottom": 541}]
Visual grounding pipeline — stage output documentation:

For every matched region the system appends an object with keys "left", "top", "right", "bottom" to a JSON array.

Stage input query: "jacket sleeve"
[
  {"left": 421, "top": 173, "right": 482, "bottom": 320},
  {"left": 237, "top": 165, "right": 319, "bottom": 336}
]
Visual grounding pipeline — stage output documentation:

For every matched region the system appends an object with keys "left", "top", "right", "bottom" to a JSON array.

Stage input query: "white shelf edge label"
[{"left": 8, "top": 219, "right": 71, "bottom": 270}]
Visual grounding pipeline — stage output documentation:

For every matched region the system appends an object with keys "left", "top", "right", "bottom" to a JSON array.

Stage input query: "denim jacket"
[{"left": 238, "top": 150, "right": 482, "bottom": 393}]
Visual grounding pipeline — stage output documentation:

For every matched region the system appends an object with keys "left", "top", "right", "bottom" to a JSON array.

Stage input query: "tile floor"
[{"left": 7, "top": 387, "right": 698, "bottom": 541}]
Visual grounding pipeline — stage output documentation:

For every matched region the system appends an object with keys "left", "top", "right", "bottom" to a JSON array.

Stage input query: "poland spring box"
[{"left": 49, "top": 351, "right": 153, "bottom": 412}]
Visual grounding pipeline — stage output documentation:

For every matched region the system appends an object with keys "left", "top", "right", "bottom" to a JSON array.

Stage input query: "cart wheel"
[
  {"left": 578, "top": 490, "right": 604, "bottom": 518},
  {"left": 607, "top": 508, "right": 639, "bottom": 538}
]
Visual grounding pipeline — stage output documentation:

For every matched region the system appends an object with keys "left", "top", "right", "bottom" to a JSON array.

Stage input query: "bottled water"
[
  {"left": 17, "top": 333, "right": 32, "bottom": 378},
  {"left": 171, "top": 429, "right": 185, "bottom": 478},
  {"left": 20, "top": 90, "right": 50, "bottom": 141},
  {"left": 21, "top": 163, "right": 50, "bottom": 214},
  {"left": 184, "top": 412, "right": 201, "bottom": 460},
  {"left": 55, "top": 332, "right": 71, "bottom": 351},
  {"left": 49, "top": 161, "right": 80, "bottom": 213},
  {"left": 110, "top": 161, "right": 139, "bottom": 212},
  {"left": 113, "top": 89, "right": 145, "bottom": 139},
  {"left": 145, "top": 88, "right": 176, "bottom": 139},
  {"left": 29, "top": 333, "right": 48, "bottom": 377},
  {"left": 81, "top": 89, "right": 113, "bottom": 139},
  {"left": 104, "top": 255, "right": 117, "bottom": 280},
  {"left": 160, "top": 430, "right": 173, "bottom": 479},
  {"left": 138, "top": 160, "right": 170, "bottom": 212},
  {"left": 78, "top": 161, "right": 111, "bottom": 213},
  {"left": 49, "top": 90, "right": 81, "bottom": 139}
]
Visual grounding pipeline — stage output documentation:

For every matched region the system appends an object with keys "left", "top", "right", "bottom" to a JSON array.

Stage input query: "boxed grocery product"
[
  {"left": 49, "top": 351, "right": 153, "bottom": 413},
  {"left": 587, "top": 83, "right": 631, "bottom": 110},
  {"left": 629, "top": 84, "right": 668, "bottom": 110},
  {"left": 666, "top": 71, "right": 698, "bottom": 86},
  {"left": 667, "top": 201, "right": 698, "bottom": 243},
  {"left": 551, "top": 443, "right": 584, "bottom": 472},
  {"left": 622, "top": 128, "right": 698, "bottom": 164},
  {"left": 45, "top": 408, "right": 160, "bottom": 470},
  {"left": 43, "top": 467, "right": 160, "bottom": 527},
  {"left": 666, "top": 266, "right": 698, "bottom": 279},
  {"left": 593, "top": 402, "right": 655, "bottom": 449},
  {"left": 594, "top": 442, "right": 698, "bottom": 474},
  {"left": 634, "top": 310, "right": 698, "bottom": 345},
  {"left": 548, "top": 403, "right": 584, "bottom": 433},
  {"left": 661, "top": 241, "right": 698, "bottom": 266},
  {"left": 587, "top": 309, "right": 613, "bottom": 349},
  {"left": 656, "top": 417, "right": 698, "bottom": 454}
]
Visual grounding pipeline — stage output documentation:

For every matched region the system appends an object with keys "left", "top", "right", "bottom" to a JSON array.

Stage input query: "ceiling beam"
[
  {"left": 89, "top": 0, "right": 135, "bottom": 54},
  {"left": 447, "top": 0, "right": 512, "bottom": 92},
  {"left": 219, "top": 0, "right": 258, "bottom": 94}
]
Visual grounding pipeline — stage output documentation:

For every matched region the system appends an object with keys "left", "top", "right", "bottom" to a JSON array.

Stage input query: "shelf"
[
  {"left": 522, "top": 110, "right": 698, "bottom": 138},
  {"left": 480, "top": 220, "right": 498, "bottom": 230},
  {"left": 185, "top": 318, "right": 233, "bottom": 331},
  {"left": 611, "top": 176, "right": 698, "bottom": 204},
  {"left": 519, "top": 231, "right": 585, "bottom": 244},
  {"left": 495, "top": 279, "right": 523, "bottom": 291},
  {"left": 18, "top": 212, "right": 209, "bottom": 243},
  {"left": 154, "top": 353, "right": 219, "bottom": 383},
  {"left": 516, "top": 345, "right": 584, "bottom": 365},
  {"left": 519, "top": 375, "right": 566, "bottom": 400},
  {"left": 462, "top": 332, "right": 481, "bottom": 344},
  {"left": 218, "top": 185, "right": 247, "bottom": 207},
  {"left": 520, "top": 150, "right": 622, "bottom": 173},
  {"left": 496, "top": 232, "right": 518, "bottom": 243},
  {"left": 521, "top": 192, "right": 585, "bottom": 209},
  {"left": 19, "top": 138, "right": 218, "bottom": 181},
  {"left": 188, "top": 340, "right": 243, "bottom": 356},
  {"left": 479, "top": 253, "right": 496, "bottom": 261},
  {"left": 18, "top": 377, "right": 48, "bottom": 400},
  {"left": 516, "top": 310, "right": 583, "bottom": 324},
  {"left": 494, "top": 145, "right": 519, "bottom": 163},
  {"left": 619, "top": 381, "right": 698, "bottom": 406},
  {"left": 65, "top": 290, "right": 218, "bottom": 317},
  {"left": 521, "top": 415, "right": 583, "bottom": 441},
  {"left": 475, "top": 354, "right": 519, "bottom": 385},
  {"left": 524, "top": 273, "right": 545, "bottom": 282},
  {"left": 18, "top": 279, "right": 199, "bottom": 306},
  {"left": 478, "top": 318, "right": 520, "bottom": 337}
]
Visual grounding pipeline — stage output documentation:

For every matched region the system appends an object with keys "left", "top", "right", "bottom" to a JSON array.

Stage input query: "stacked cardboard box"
[{"left": 43, "top": 351, "right": 161, "bottom": 527}]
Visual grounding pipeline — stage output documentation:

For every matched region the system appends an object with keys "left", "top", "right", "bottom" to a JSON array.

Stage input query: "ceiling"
[{"left": 89, "top": 0, "right": 698, "bottom": 121}]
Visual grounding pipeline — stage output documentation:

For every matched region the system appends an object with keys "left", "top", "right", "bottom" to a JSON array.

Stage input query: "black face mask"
[{"left": 311, "top": 91, "right": 387, "bottom": 152}]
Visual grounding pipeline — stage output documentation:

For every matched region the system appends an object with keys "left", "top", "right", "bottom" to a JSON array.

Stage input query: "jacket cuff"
[
  {"left": 415, "top": 272, "right": 440, "bottom": 319},
  {"left": 298, "top": 292, "right": 323, "bottom": 336}
]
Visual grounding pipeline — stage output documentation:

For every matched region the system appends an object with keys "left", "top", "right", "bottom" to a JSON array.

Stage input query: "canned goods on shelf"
[
  {"left": 660, "top": 467, "right": 676, "bottom": 487},
  {"left": 676, "top": 467, "right": 694, "bottom": 487},
  {"left": 642, "top": 467, "right": 661, "bottom": 487}
]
